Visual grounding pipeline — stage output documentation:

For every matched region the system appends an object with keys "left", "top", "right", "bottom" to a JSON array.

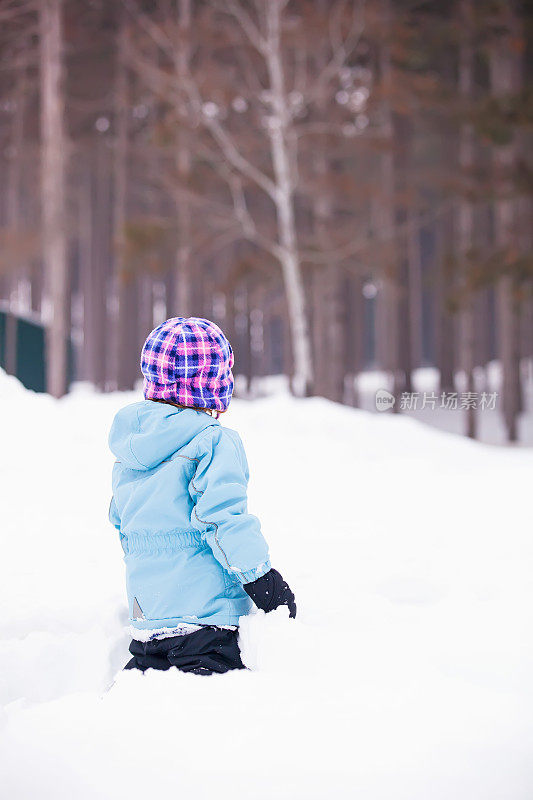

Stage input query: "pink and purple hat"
[{"left": 140, "top": 317, "right": 234, "bottom": 412}]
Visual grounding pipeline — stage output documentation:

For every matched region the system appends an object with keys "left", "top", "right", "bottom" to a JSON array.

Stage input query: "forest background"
[{"left": 0, "top": 0, "right": 531, "bottom": 442}]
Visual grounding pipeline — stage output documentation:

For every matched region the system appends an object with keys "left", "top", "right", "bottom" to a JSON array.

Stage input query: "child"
[{"left": 108, "top": 316, "right": 296, "bottom": 675}]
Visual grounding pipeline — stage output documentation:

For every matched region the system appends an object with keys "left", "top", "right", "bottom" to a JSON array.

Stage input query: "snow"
[{"left": 1, "top": 368, "right": 532, "bottom": 799}]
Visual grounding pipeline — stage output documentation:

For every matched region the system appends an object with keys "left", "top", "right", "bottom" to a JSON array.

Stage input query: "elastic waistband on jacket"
[
  {"left": 129, "top": 613, "right": 244, "bottom": 630},
  {"left": 123, "top": 529, "right": 205, "bottom": 555}
]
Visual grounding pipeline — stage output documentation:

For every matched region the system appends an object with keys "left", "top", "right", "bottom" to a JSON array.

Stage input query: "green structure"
[
  {"left": 0, "top": 310, "right": 73, "bottom": 394},
  {"left": 0, "top": 310, "right": 46, "bottom": 392}
]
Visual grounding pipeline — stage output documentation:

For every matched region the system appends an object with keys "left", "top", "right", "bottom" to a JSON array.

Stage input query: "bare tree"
[
  {"left": 457, "top": 0, "right": 476, "bottom": 438},
  {"left": 374, "top": 0, "right": 400, "bottom": 403},
  {"left": 171, "top": 0, "right": 192, "bottom": 316},
  {"left": 123, "top": 0, "right": 365, "bottom": 396},
  {"left": 4, "top": 57, "right": 27, "bottom": 376},
  {"left": 115, "top": 14, "right": 139, "bottom": 391},
  {"left": 434, "top": 215, "right": 456, "bottom": 395},
  {"left": 40, "top": 0, "right": 68, "bottom": 397},
  {"left": 490, "top": 3, "right": 522, "bottom": 442},
  {"left": 260, "top": 0, "right": 312, "bottom": 394}
]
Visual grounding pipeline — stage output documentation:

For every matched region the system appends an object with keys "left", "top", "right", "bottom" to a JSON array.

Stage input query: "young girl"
[{"left": 108, "top": 316, "right": 296, "bottom": 675}]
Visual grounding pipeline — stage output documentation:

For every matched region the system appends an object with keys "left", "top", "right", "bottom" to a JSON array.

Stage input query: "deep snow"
[{"left": 1, "top": 370, "right": 532, "bottom": 799}]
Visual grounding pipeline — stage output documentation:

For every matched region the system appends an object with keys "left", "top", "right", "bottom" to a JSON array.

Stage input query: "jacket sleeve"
[{"left": 190, "top": 426, "right": 271, "bottom": 584}]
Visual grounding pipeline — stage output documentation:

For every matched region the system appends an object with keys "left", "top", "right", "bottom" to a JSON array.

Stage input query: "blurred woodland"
[{"left": 0, "top": 0, "right": 531, "bottom": 440}]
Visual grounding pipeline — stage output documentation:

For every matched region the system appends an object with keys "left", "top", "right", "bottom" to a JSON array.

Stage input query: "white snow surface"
[{"left": 1, "top": 370, "right": 532, "bottom": 799}]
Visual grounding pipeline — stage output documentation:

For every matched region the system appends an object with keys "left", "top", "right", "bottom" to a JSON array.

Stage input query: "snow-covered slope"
[{"left": 1, "top": 371, "right": 532, "bottom": 799}]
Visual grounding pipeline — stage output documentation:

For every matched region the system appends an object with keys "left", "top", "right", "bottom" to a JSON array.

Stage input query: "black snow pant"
[{"left": 125, "top": 626, "right": 245, "bottom": 676}]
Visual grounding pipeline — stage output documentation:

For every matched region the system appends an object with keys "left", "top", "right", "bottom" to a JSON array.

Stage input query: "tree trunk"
[
  {"left": 374, "top": 162, "right": 400, "bottom": 401},
  {"left": 171, "top": 0, "right": 192, "bottom": 316},
  {"left": 40, "top": 0, "right": 68, "bottom": 397},
  {"left": 325, "top": 264, "right": 346, "bottom": 403},
  {"left": 344, "top": 273, "right": 365, "bottom": 406},
  {"left": 398, "top": 255, "right": 413, "bottom": 396},
  {"left": 497, "top": 278, "right": 520, "bottom": 441},
  {"left": 79, "top": 162, "right": 93, "bottom": 382},
  {"left": 310, "top": 5, "right": 344, "bottom": 403},
  {"left": 243, "top": 280, "right": 253, "bottom": 394},
  {"left": 406, "top": 208, "right": 423, "bottom": 377},
  {"left": 310, "top": 156, "right": 329, "bottom": 400},
  {"left": 375, "top": 0, "right": 400, "bottom": 404},
  {"left": 224, "top": 284, "right": 237, "bottom": 358},
  {"left": 115, "top": 18, "right": 138, "bottom": 391},
  {"left": 490, "top": 6, "right": 522, "bottom": 442},
  {"left": 264, "top": 0, "right": 313, "bottom": 396},
  {"left": 311, "top": 264, "right": 328, "bottom": 397},
  {"left": 311, "top": 171, "right": 345, "bottom": 400},
  {"left": 434, "top": 209, "right": 455, "bottom": 393},
  {"left": 136, "top": 275, "right": 153, "bottom": 369},
  {"left": 457, "top": 0, "right": 476, "bottom": 438},
  {"left": 5, "top": 61, "right": 26, "bottom": 377},
  {"left": 93, "top": 142, "right": 111, "bottom": 390}
]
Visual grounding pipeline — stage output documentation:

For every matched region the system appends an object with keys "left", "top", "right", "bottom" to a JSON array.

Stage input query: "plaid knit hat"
[{"left": 140, "top": 317, "right": 234, "bottom": 411}]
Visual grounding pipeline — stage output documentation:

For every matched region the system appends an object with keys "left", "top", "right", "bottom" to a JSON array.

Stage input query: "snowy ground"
[
  {"left": 251, "top": 362, "right": 533, "bottom": 446},
  {"left": 1, "top": 369, "right": 532, "bottom": 799}
]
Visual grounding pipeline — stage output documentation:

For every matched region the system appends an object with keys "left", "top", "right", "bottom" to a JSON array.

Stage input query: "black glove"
[{"left": 243, "top": 568, "right": 296, "bottom": 618}]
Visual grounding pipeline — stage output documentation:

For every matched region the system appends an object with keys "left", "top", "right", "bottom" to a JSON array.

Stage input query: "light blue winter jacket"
[{"left": 108, "top": 401, "right": 271, "bottom": 630}]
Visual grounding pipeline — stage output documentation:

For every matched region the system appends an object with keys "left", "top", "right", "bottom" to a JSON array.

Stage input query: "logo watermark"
[
  {"left": 375, "top": 390, "right": 498, "bottom": 411},
  {"left": 375, "top": 389, "right": 396, "bottom": 411}
]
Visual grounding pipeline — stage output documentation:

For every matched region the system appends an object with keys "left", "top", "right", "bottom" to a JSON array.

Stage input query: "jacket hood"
[{"left": 109, "top": 400, "right": 219, "bottom": 470}]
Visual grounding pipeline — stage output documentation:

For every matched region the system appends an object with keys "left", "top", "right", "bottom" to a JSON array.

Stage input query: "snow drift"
[{"left": 0, "top": 370, "right": 532, "bottom": 799}]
